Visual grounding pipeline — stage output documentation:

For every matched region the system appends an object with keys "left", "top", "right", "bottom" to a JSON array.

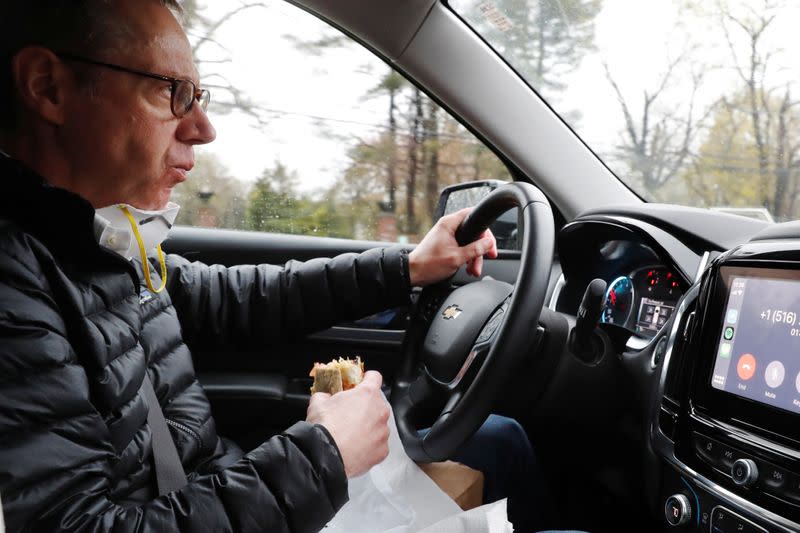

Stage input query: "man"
[{"left": 0, "top": 1, "right": 547, "bottom": 532}]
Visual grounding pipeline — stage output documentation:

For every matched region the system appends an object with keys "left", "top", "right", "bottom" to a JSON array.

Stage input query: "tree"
[
  {"left": 246, "top": 161, "right": 309, "bottom": 234},
  {"left": 423, "top": 99, "right": 441, "bottom": 219},
  {"left": 181, "top": 1, "right": 272, "bottom": 126},
  {"left": 716, "top": 0, "right": 799, "bottom": 218},
  {"left": 404, "top": 88, "right": 424, "bottom": 234},
  {"left": 674, "top": 0, "right": 800, "bottom": 219},
  {"left": 282, "top": 20, "right": 516, "bottom": 241},
  {"left": 682, "top": 96, "right": 762, "bottom": 207},
  {"left": 364, "top": 70, "right": 406, "bottom": 213},
  {"left": 604, "top": 54, "right": 707, "bottom": 197},
  {"left": 170, "top": 152, "right": 248, "bottom": 229},
  {"left": 683, "top": 89, "right": 800, "bottom": 219},
  {"left": 469, "top": 0, "right": 602, "bottom": 97}
]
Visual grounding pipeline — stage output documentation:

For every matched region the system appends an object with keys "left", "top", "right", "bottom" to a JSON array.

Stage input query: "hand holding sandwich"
[{"left": 306, "top": 370, "right": 390, "bottom": 478}]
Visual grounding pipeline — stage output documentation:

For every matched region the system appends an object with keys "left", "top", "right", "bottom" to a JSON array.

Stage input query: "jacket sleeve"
[
  {"left": 163, "top": 246, "right": 412, "bottom": 350},
  {"left": 0, "top": 243, "right": 348, "bottom": 533}
]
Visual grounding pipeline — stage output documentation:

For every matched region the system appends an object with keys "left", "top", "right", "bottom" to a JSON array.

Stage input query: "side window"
[{"left": 174, "top": 1, "right": 511, "bottom": 244}]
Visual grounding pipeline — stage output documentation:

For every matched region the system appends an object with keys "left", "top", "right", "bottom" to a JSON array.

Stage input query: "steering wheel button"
[{"left": 476, "top": 309, "right": 504, "bottom": 343}]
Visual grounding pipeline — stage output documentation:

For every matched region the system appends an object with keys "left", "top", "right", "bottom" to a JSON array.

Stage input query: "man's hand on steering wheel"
[
  {"left": 409, "top": 208, "right": 499, "bottom": 287},
  {"left": 392, "top": 182, "right": 554, "bottom": 463}
]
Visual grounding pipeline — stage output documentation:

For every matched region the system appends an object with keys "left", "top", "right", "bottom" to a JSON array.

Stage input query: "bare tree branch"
[{"left": 192, "top": 3, "right": 266, "bottom": 56}]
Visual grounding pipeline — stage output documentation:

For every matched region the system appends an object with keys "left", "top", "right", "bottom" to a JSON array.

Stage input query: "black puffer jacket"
[{"left": 0, "top": 156, "right": 411, "bottom": 532}]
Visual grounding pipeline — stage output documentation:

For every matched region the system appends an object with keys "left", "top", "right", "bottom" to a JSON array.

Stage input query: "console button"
[
  {"left": 710, "top": 506, "right": 767, "bottom": 533},
  {"left": 693, "top": 432, "right": 719, "bottom": 464},
  {"left": 731, "top": 458, "right": 759, "bottom": 487},
  {"left": 659, "top": 407, "right": 677, "bottom": 440},
  {"left": 664, "top": 494, "right": 691, "bottom": 527},
  {"left": 761, "top": 462, "right": 787, "bottom": 490},
  {"left": 718, "top": 444, "right": 737, "bottom": 468},
  {"left": 783, "top": 473, "right": 800, "bottom": 503}
]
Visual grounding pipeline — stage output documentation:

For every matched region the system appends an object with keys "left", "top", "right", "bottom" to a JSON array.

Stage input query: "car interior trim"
[
  {"left": 306, "top": 327, "right": 406, "bottom": 346},
  {"left": 655, "top": 284, "right": 698, "bottom": 412},
  {"left": 694, "top": 251, "right": 710, "bottom": 282},
  {"left": 547, "top": 273, "right": 565, "bottom": 311}
]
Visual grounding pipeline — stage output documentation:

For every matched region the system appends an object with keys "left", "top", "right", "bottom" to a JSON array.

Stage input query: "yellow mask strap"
[{"left": 119, "top": 205, "right": 167, "bottom": 294}]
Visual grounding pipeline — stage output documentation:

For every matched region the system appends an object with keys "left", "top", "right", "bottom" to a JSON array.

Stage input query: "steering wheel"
[{"left": 391, "top": 182, "right": 554, "bottom": 462}]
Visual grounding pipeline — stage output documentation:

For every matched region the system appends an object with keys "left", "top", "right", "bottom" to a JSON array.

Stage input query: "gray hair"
[{"left": 0, "top": 0, "right": 182, "bottom": 132}]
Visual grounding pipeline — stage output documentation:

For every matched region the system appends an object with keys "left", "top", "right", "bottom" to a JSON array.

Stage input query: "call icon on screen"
[{"left": 737, "top": 353, "right": 756, "bottom": 381}]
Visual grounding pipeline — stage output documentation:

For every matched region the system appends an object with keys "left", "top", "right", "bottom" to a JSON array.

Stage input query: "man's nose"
[{"left": 177, "top": 102, "right": 216, "bottom": 145}]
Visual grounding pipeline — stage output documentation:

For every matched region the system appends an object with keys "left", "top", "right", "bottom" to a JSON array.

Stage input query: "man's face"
[{"left": 59, "top": 1, "right": 216, "bottom": 210}]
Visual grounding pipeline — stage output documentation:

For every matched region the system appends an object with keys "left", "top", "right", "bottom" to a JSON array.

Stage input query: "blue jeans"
[{"left": 420, "top": 414, "right": 585, "bottom": 533}]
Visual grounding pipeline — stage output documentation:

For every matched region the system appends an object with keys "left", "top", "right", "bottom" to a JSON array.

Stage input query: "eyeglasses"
[{"left": 57, "top": 53, "right": 210, "bottom": 118}]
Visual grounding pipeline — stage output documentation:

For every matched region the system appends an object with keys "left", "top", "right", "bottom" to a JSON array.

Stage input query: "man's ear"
[{"left": 11, "top": 47, "right": 72, "bottom": 127}]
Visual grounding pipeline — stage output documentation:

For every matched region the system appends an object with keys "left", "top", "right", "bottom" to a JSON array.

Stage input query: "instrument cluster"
[{"left": 600, "top": 266, "right": 683, "bottom": 338}]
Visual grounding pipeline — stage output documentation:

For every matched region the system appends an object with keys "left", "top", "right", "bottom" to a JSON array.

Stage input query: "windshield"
[{"left": 449, "top": 0, "right": 800, "bottom": 223}]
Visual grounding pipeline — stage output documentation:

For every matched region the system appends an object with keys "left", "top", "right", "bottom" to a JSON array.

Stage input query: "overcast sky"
[
  {"left": 192, "top": 1, "right": 387, "bottom": 193},
  {"left": 189, "top": 0, "right": 800, "bottom": 198}
]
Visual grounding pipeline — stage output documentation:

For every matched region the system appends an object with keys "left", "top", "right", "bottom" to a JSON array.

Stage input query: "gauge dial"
[
  {"left": 642, "top": 267, "right": 682, "bottom": 297},
  {"left": 601, "top": 276, "right": 634, "bottom": 326}
]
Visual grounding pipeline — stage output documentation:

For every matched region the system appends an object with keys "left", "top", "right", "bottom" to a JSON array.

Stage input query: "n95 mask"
[
  {"left": 94, "top": 202, "right": 180, "bottom": 260},
  {"left": 94, "top": 203, "right": 180, "bottom": 293}
]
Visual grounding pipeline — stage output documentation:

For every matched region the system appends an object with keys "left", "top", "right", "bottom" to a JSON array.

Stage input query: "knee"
[{"left": 482, "top": 415, "right": 534, "bottom": 456}]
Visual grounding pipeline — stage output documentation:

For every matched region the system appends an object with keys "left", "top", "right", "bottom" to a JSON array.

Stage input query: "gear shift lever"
[{"left": 569, "top": 278, "right": 607, "bottom": 361}]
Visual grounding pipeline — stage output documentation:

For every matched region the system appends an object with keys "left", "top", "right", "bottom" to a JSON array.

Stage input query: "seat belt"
[{"left": 142, "top": 374, "right": 188, "bottom": 495}]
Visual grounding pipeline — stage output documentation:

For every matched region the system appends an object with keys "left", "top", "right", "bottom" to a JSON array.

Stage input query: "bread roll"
[
  {"left": 310, "top": 365, "right": 343, "bottom": 394},
  {"left": 309, "top": 357, "right": 364, "bottom": 394}
]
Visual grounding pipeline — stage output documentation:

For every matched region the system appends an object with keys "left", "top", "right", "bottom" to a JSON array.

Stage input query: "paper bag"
[{"left": 418, "top": 461, "right": 484, "bottom": 511}]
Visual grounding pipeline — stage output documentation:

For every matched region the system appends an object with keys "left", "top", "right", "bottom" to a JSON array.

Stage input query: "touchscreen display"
[{"left": 710, "top": 274, "right": 800, "bottom": 413}]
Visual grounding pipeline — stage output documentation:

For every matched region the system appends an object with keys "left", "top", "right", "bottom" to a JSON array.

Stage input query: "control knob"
[
  {"left": 664, "top": 494, "right": 691, "bottom": 527},
  {"left": 731, "top": 458, "right": 758, "bottom": 487}
]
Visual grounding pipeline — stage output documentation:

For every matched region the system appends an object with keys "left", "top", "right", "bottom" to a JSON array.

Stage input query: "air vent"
[
  {"left": 663, "top": 301, "right": 696, "bottom": 406},
  {"left": 655, "top": 284, "right": 699, "bottom": 441}
]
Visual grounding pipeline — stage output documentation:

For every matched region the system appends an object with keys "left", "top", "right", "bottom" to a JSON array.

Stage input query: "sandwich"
[{"left": 309, "top": 356, "right": 365, "bottom": 395}]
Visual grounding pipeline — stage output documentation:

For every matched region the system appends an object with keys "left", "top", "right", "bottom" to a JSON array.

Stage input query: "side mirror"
[{"left": 434, "top": 180, "right": 521, "bottom": 250}]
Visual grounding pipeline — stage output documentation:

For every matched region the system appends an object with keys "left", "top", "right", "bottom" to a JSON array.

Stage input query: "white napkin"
[
  {"left": 322, "top": 398, "right": 513, "bottom": 533},
  {"left": 417, "top": 499, "right": 514, "bottom": 533}
]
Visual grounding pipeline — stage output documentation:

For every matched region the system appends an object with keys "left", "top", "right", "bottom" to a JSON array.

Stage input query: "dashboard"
[
  {"left": 546, "top": 206, "right": 800, "bottom": 531},
  {"left": 650, "top": 242, "right": 800, "bottom": 533},
  {"left": 553, "top": 215, "right": 693, "bottom": 344}
]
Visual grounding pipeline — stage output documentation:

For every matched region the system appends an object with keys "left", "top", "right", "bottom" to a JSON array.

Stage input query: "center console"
[{"left": 651, "top": 241, "right": 800, "bottom": 531}]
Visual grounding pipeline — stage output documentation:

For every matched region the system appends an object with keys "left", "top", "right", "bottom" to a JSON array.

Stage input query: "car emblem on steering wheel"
[{"left": 442, "top": 305, "right": 463, "bottom": 320}]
